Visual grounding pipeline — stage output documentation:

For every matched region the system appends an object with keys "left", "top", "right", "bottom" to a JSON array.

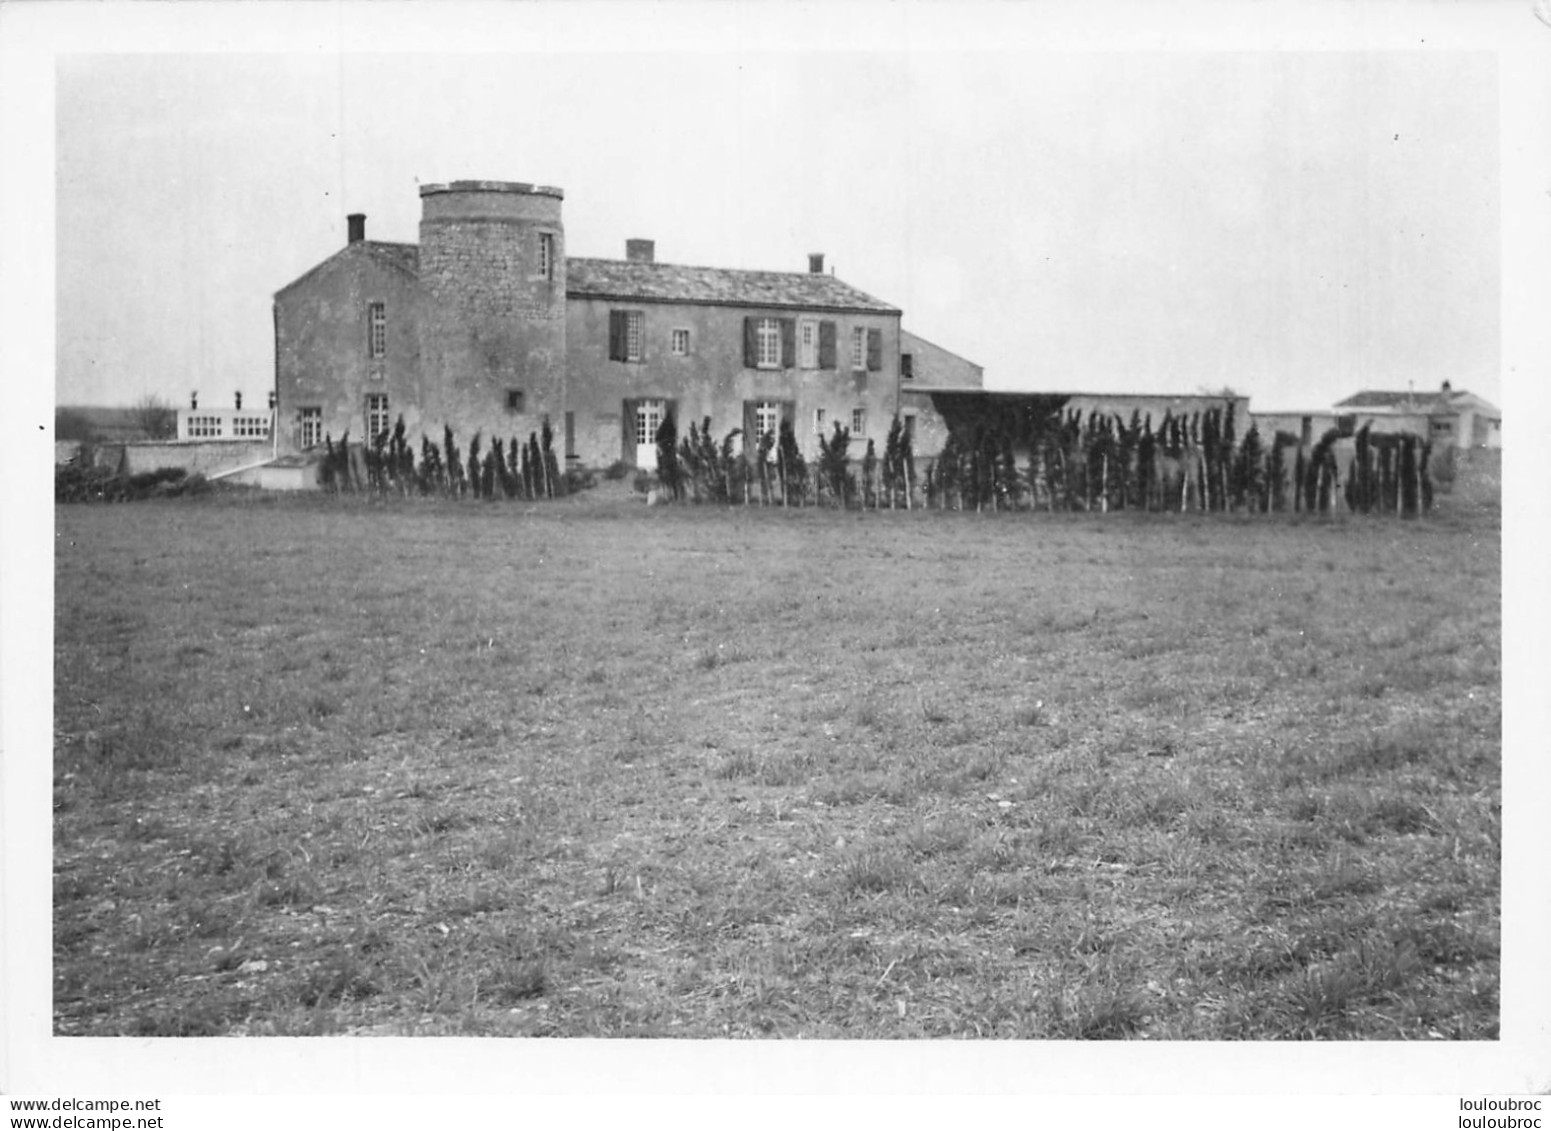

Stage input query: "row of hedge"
[{"left": 646, "top": 404, "right": 1436, "bottom": 517}]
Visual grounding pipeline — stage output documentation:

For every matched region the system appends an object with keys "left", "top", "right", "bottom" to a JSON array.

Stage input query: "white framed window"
[
  {"left": 368, "top": 302, "right": 386, "bottom": 359},
  {"left": 298, "top": 407, "right": 323, "bottom": 448},
  {"left": 756, "top": 318, "right": 781, "bottom": 369},
  {"left": 625, "top": 311, "right": 644, "bottom": 361},
  {"left": 852, "top": 408, "right": 866, "bottom": 435},
  {"left": 187, "top": 416, "right": 223, "bottom": 438},
  {"left": 636, "top": 399, "right": 666, "bottom": 446},
  {"left": 366, "top": 393, "right": 390, "bottom": 438},
  {"left": 754, "top": 401, "right": 780, "bottom": 444},
  {"left": 814, "top": 407, "right": 826, "bottom": 435},
  {"left": 232, "top": 416, "right": 270, "bottom": 438},
  {"left": 671, "top": 328, "right": 691, "bottom": 356},
  {"left": 537, "top": 232, "right": 555, "bottom": 280},
  {"left": 798, "top": 319, "right": 819, "bottom": 369},
  {"left": 851, "top": 326, "right": 867, "bottom": 371}
]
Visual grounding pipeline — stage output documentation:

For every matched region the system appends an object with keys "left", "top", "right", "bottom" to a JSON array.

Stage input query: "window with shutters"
[
  {"left": 671, "top": 328, "right": 690, "bottom": 356},
  {"left": 609, "top": 310, "right": 646, "bottom": 362},
  {"left": 754, "top": 401, "right": 780, "bottom": 444},
  {"left": 366, "top": 393, "right": 390, "bottom": 438},
  {"left": 756, "top": 318, "right": 781, "bottom": 369},
  {"left": 368, "top": 303, "right": 386, "bottom": 359},
  {"left": 851, "top": 327, "right": 867, "bottom": 371},
  {"left": 625, "top": 312, "right": 643, "bottom": 361},
  {"left": 798, "top": 319, "right": 819, "bottom": 369},
  {"left": 637, "top": 400, "right": 667, "bottom": 446},
  {"left": 298, "top": 407, "right": 323, "bottom": 448}
]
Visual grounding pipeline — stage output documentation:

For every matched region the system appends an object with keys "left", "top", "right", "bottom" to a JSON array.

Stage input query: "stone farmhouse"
[{"left": 271, "top": 178, "right": 976, "bottom": 473}]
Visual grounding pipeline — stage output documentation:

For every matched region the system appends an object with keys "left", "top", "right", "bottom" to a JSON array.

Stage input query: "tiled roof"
[
  {"left": 1335, "top": 390, "right": 1451, "bottom": 410},
  {"left": 564, "top": 258, "right": 900, "bottom": 313},
  {"left": 363, "top": 241, "right": 419, "bottom": 275}
]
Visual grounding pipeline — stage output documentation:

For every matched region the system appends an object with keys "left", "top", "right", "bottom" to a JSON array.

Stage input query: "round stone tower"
[{"left": 416, "top": 180, "right": 566, "bottom": 443}]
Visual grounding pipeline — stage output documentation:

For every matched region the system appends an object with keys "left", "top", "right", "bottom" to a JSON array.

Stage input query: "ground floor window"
[
  {"left": 903, "top": 413, "right": 916, "bottom": 441},
  {"left": 366, "top": 393, "right": 390, "bottom": 438},
  {"left": 851, "top": 408, "right": 866, "bottom": 435},
  {"left": 754, "top": 401, "right": 780, "bottom": 446},
  {"left": 636, "top": 400, "right": 666, "bottom": 447},
  {"left": 814, "top": 407, "right": 826, "bottom": 435},
  {"left": 298, "top": 407, "right": 322, "bottom": 448},
  {"left": 671, "top": 328, "right": 691, "bottom": 356}
]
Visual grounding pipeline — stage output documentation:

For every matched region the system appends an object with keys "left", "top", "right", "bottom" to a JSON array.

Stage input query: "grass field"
[{"left": 52, "top": 466, "right": 1501, "bottom": 1039}]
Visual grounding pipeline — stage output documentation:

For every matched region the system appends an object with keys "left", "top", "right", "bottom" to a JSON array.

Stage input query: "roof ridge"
[{"left": 566, "top": 255, "right": 841, "bottom": 278}]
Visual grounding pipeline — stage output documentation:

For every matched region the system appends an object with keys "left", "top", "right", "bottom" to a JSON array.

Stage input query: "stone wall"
[{"left": 120, "top": 441, "right": 273, "bottom": 477}]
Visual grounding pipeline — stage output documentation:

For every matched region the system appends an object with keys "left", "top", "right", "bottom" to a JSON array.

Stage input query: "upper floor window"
[
  {"left": 608, "top": 310, "right": 645, "bottom": 362},
  {"left": 850, "top": 326, "right": 882, "bottom": 372},
  {"left": 187, "top": 416, "right": 223, "bottom": 438},
  {"left": 901, "top": 353, "right": 914, "bottom": 381},
  {"left": 507, "top": 389, "right": 526, "bottom": 412},
  {"left": 232, "top": 416, "right": 271, "bottom": 439},
  {"left": 798, "top": 319, "right": 819, "bottom": 369},
  {"left": 537, "top": 233, "right": 555, "bottom": 280},
  {"left": 366, "top": 393, "right": 390, "bottom": 438},
  {"left": 671, "top": 328, "right": 691, "bottom": 356},
  {"left": 756, "top": 318, "right": 781, "bottom": 369},
  {"left": 368, "top": 302, "right": 386, "bottom": 359}
]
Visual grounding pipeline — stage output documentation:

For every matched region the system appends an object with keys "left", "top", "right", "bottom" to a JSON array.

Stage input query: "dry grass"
[{"left": 53, "top": 475, "right": 1499, "bottom": 1038}]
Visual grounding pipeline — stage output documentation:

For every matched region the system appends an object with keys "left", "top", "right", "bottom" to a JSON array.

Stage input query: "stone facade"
[
  {"left": 271, "top": 178, "right": 939, "bottom": 472},
  {"left": 565, "top": 295, "right": 901, "bottom": 469}
]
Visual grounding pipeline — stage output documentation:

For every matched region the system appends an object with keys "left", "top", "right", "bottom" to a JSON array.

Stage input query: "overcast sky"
[{"left": 54, "top": 33, "right": 1502, "bottom": 414}]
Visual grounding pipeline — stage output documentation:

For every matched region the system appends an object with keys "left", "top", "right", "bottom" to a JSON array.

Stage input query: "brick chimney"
[
  {"left": 808, "top": 253, "right": 825, "bottom": 274},
  {"left": 626, "top": 238, "right": 655, "bottom": 264},
  {"left": 348, "top": 213, "right": 366, "bottom": 244}
]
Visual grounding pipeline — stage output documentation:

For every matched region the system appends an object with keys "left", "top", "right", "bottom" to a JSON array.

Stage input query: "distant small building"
[
  {"left": 1333, "top": 383, "right": 1500, "bottom": 450},
  {"left": 175, "top": 405, "right": 274, "bottom": 443}
]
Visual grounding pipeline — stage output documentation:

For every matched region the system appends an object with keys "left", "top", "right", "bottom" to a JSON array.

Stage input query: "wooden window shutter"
[
  {"left": 743, "top": 317, "right": 758, "bottom": 368},
  {"left": 622, "top": 398, "right": 638, "bottom": 455},
  {"left": 609, "top": 311, "right": 626, "bottom": 362},
  {"left": 780, "top": 319, "right": 796, "bottom": 369},
  {"left": 742, "top": 400, "right": 758, "bottom": 461},
  {"left": 781, "top": 400, "right": 796, "bottom": 427},
  {"left": 866, "top": 328, "right": 882, "bottom": 372},
  {"left": 818, "top": 321, "right": 836, "bottom": 369}
]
